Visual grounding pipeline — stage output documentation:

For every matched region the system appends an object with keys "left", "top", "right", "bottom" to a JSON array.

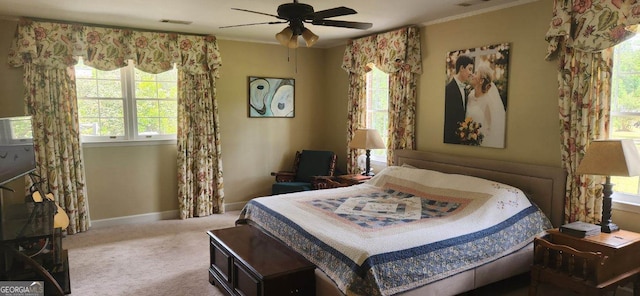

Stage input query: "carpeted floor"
[
  {"left": 61, "top": 210, "right": 539, "bottom": 296},
  {"left": 63, "top": 211, "right": 239, "bottom": 296}
]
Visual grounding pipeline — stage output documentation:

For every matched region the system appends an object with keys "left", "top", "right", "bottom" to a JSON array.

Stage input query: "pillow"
[{"left": 368, "top": 165, "right": 527, "bottom": 198}]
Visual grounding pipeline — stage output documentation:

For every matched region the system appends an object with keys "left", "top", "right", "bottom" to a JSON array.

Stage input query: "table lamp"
[
  {"left": 349, "top": 129, "right": 385, "bottom": 176},
  {"left": 576, "top": 139, "right": 640, "bottom": 233}
]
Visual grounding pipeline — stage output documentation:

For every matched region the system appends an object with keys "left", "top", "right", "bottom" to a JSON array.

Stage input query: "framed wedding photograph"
[
  {"left": 443, "top": 43, "right": 510, "bottom": 148},
  {"left": 248, "top": 76, "right": 295, "bottom": 118}
]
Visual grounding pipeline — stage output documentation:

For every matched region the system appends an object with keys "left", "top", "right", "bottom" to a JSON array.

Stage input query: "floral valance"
[
  {"left": 546, "top": 0, "right": 640, "bottom": 58},
  {"left": 8, "top": 18, "right": 222, "bottom": 76},
  {"left": 342, "top": 26, "right": 422, "bottom": 75}
]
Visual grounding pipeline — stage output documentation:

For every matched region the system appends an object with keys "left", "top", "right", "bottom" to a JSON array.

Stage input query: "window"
[
  {"left": 611, "top": 34, "right": 640, "bottom": 195},
  {"left": 75, "top": 58, "right": 178, "bottom": 143},
  {"left": 365, "top": 65, "right": 389, "bottom": 162},
  {"left": 7, "top": 117, "right": 32, "bottom": 142}
]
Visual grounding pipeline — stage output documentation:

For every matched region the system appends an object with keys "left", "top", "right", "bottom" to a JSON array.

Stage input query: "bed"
[{"left": 237, "top": 149, "right": 566, "bottom": 296}]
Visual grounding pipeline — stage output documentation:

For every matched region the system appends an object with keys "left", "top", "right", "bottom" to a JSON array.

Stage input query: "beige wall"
[
  {"left": 0, "top": 21, "right": 331, "bottom": 219},
  {"left": 216, "top": 41, "right": 332, "bottom": 207},
  {"left": 320, "top": 0, "right": 639, "bottom": 231},
  {"left": 0, "top": 20, "right": 29, "bottom": 196},
  {"left": 417, "top": 0, "right": 561, "bottom": 167},
  {"left": 323, "top": 1, "right": 562, "bottom": 168},
  {"left": 0, "top": 0, "right": 638, "bottom": 231}
]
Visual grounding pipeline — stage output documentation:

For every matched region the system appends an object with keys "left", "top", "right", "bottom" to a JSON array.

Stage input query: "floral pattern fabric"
[
  {"left": 177, "top": 72, "right": 225, "bottom": 218},
  {"left": 345, "top": 74, "right": 368, "bottom": 174},
  {"left": 546, "top": 0, "right": 639, "bottom": 57},
  {"left": 558, "top": 45, "right": 612, "bottom": 224},
  {"left": 8, "top": 18, "right": 225, "bottom": 226},
  {"left": 9, "top": 18, "right": 222, "bottom": 75},
  {"left": 544, "top": 1, "right": 634, "bottom": 224},
  {"left": 23, "top": 64, "right": 90, "bottom": 234},
  {"left": 342, "top": 27, "right": 421, "bottom": 173}
]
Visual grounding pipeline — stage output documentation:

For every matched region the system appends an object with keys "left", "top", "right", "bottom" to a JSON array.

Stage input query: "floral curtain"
[
  {"left": 177, "top": 72, "right": 224, "bottom": 218},
  {"left": 558, "top": 45, "right": 612, "bottom": 224},
  {"left": 342, "top": 26, "right": 422, "bottom": 173},
  {"left": 22, "top": 64, "right": 90, "bottom": 234},
  {"left": 8, "top": 18, "right": 224, "bottom": 228},
  {"left": 175, "top": 36, "right": 224, "bottom": 218},
  {"left": 381, "top": 27, "right": 421, "bottom": 165},
  {"left": 342, "top": 36, "right": 376, "bottom": 174},
  {"left": 545, "top": 0, "right": 638, "bottom": 224}
]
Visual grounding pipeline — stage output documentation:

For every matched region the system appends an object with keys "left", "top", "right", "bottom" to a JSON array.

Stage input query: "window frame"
[
  {"left": 610, "top": 34, "right": 640, "bottom": 210},
  {"left": 75, "top": 59, "right": 178, "bottom": 144},
  {"left": 365, "top": 65, "right": 389, "bottom": 163}
]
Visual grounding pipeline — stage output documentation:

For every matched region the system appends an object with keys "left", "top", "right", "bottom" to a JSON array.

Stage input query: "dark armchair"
[{"left": 271, "top": 150, "right": 337, "bottom": 195}]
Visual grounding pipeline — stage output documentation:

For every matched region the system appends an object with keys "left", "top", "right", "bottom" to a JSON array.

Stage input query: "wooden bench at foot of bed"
[{"left": 207, "top": 225, "right": 316, "bottom": 296}]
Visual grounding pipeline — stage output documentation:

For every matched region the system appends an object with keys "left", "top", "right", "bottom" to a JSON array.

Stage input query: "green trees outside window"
[
  {"left": 366, "top": 65, "right": 389, "bottom": 162},
  {"left": 75, "top": 59, "right": 177, "bottom": 141},
  {"left": 611, "top": 34, "right": 640, "bottom": 194}
]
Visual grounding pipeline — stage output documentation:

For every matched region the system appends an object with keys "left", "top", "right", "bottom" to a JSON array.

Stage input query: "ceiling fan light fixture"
[
  {"left": 276, "top": 27, "right": 294, "bottom": 46},
  {"left": 301, "top": 28, "right": 319, "bottom": 47},
  {"left": 287, "top": 35, "right": 299, "bottom": 49},
  {"left": 225, "top": 2, "right": 373, "bottom": 48}
]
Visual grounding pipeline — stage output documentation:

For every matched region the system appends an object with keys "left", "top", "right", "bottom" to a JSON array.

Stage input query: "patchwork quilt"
[{"left": 238, "top": 166, "right": 552, "bottom": 296}]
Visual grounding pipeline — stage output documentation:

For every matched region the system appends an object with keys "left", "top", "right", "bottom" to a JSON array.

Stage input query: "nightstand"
[
  {"left": 530, "top": 229, "right": 640, "bottom": 295},
  {"left": 312, "top": 174, "right": 371, "bottom": 189},
  {"left": 335, "top": 174, "right": 371, "bottom": 186}
]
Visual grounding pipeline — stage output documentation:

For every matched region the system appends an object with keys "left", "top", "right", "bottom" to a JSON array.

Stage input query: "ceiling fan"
[{"left": 220, "top": 0, "right": 373, "bottom": 48}]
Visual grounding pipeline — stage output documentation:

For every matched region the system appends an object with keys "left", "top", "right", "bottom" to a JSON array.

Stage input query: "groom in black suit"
[{"left": 444, "top": 55, "right": 474, "bottom": 144}]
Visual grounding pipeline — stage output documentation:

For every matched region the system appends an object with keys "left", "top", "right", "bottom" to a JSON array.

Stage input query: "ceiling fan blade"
[
  {"left": 310, "top": 7, "right": 356, "bottom": 20},
  {"left": 311, "top": 19, "right": 373, "bottom": 30},
  {"left": 231, "top": 8, "right": 284, "bottom": 20},
  {"left": 219, "top": 21, "right": 287, "bottom": 29}
]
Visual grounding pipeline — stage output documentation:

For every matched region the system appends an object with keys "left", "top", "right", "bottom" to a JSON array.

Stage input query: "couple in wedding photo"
[{"left": 444, "top": 52, "right": 506, "bottom": 148}]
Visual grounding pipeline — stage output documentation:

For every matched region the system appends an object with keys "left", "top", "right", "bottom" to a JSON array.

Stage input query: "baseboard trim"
[
  {"left": 224, "top": 201, "right": 247, "bottom": 212},
  {"left": 90, "top": 202, "right": 247, "bottom": 228},
  {"left": 91, "top": 210, "right": 179, "bottom": 229}
]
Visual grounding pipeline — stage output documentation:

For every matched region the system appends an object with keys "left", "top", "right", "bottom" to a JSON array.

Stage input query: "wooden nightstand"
[
  {"left": 530, "top": 229, "right": 640, "bottom": 295},
  {"left": 335, "top": 174, "right": 372, "bottom": 186},
  {"left": 312, "top": 174, "right": 371, "bottom": 189}
]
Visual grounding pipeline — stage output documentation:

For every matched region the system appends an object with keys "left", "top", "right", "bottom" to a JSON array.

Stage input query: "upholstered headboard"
[{"left": 393, "top": 150, "right": 567, "bottom": 227}]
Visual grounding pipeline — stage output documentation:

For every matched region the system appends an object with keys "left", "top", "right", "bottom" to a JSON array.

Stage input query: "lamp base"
[
  {"left": 600, "top": 178, "right": 619, "bottom": 233},
  {"left": 600, "top": 222, "right": 619, "bottom": 233}
]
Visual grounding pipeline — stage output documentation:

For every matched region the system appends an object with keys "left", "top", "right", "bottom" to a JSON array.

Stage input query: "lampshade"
[
  {"left": 301, "top": 28, "right": 319, "bottom": 47},
  {"left": 576, "top": 139, "right": 640, "bottom": 177},
  {"left": 287, "top": 35, "right": 299, "bottom": 49},
  {"left": 275, "top": 27, "right": 294, "bottom": 47},
  {"left": 349, "top": 129, "right": 385, "bottom": 150}
]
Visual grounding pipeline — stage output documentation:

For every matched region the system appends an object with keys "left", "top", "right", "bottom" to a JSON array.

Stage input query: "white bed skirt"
[{"left": 315, "top": 243, "right": 533, "bottom": 296}]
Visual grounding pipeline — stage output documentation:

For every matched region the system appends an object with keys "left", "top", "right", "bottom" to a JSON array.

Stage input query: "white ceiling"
[{"left": 0, "top": 0, "right": 537, "bottom": 48}]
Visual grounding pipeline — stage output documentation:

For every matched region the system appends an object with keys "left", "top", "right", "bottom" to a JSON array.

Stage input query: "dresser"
[{"left": 207, "top": 225, "right": 316, "bottom": 296}]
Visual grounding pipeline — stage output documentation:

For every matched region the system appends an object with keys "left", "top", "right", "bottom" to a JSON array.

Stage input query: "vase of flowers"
[{"left": 456, "top": 117, "right": 484, "bottom": 146}]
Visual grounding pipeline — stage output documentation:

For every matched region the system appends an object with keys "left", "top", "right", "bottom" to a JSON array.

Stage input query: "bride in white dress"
[{"left": 465, "top": 65, "right": 506, "bottom": 148}]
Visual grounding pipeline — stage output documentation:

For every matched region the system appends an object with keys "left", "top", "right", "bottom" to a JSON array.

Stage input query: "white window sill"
[
  {"left": 370, "top": 159, "right": 387, "bottom": 166},
  {"left": 81, "top": 139, "right": 176, "bottom": 148},
  {"left": 612, "top": 192, "right": 640, "bottom": 214}
]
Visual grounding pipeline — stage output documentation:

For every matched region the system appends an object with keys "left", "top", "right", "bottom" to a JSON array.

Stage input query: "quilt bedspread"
[{"left": 238, "top": 166, "right": 552, "bottom": 296}]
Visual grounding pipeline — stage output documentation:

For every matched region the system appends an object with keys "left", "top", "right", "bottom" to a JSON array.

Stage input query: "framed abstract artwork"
[{"left": 248, "top": 76, "right": 295, "bottom": 118}]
